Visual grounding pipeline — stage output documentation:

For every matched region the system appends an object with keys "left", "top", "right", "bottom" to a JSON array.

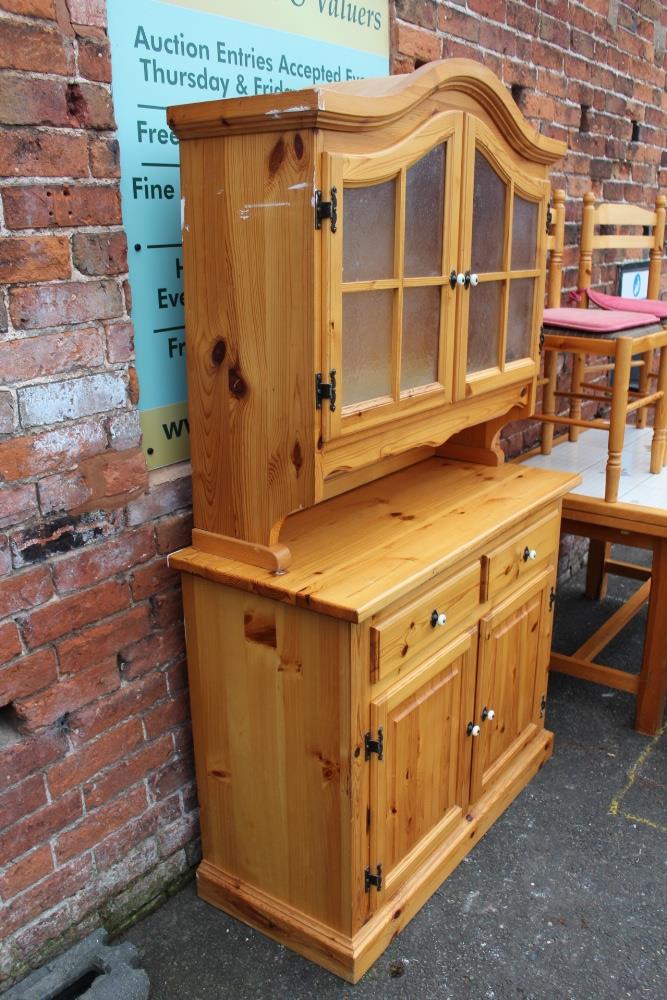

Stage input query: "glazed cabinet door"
[
  {"left": 368, "top": 627, "right": 476, "bottom": 907},
  {"left": 469, "top": 570, "right": 554, "bottom": 803},
  {"left": 321, "top": 112, "right": 463, "bottom": 442},
  {"left": 456, "top": 117, "right": 549, "bottom": 399}
]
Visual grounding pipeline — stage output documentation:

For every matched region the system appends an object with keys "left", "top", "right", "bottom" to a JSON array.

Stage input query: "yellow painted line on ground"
[{"left": 608, "top": 719, "right": 666, "bottom": 831}]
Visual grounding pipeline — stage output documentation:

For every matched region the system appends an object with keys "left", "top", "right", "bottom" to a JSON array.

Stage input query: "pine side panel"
[
  {"left": 183, "top": 577, "right": 354, "bottom": 933},
  {"left": 179, "top": 130, "right": 318, "bottom": 545}
]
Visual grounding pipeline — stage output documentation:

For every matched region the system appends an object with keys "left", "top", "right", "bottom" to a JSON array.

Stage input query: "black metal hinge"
[
  {"left": 365, "top": 727, "right": 384, "bottom": 761},
  {"left": 365, "top": 864, "right": 383, "bottom": 892},
  {"left": 539, "top": 326, "right": 545, "bottom": 355},
  {"left": 546, "top": 200, "right": 553, "bottom": 232},
  {"left": 549, "top": 587, "right": 556, "bottom": 611},
  {"left": 315, "top": 187, "right": 337, "bottom": 232},
  {"left": 315, "top": 370, "right": 336, "bottom": 411},
  {"left": 540, "top": 694, "right": 547, "bottom": 718}
]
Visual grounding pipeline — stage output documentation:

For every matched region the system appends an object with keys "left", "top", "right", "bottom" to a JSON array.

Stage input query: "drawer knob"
[
  {"left": 430, "top": 610, "right": 447, "bottom": 628},
  {"left": 469, "top": 272, "right": 479, "bottom": 287},
  {"left": 523, "top": 546, "right": 537, "bottom": 562},
  {"left": 467, "top": 722, "right": 481, "bottom": 737},
  {"left": 481, "top": 706, "right": 495, "bottom": 721}
]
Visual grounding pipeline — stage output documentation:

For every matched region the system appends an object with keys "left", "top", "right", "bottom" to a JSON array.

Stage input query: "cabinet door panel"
[
  {"left": 321, "top": 112, "right": 463, "bottom": 443},
  {"left": 369, "top": 628, "right": 476, "bottom": 906},
  {"left": 457, "top": 118, "right": 548, "bottom": 399},
  {"left": 470, "top": 571, "right": 553, "bottom": 803}
]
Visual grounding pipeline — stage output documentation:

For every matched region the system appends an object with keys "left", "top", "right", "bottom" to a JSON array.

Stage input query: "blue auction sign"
[{"left": 107, "top": 0, "right": 389, "bottom": 469}]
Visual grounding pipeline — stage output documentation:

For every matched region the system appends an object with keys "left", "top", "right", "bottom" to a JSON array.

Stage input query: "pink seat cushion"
[
  {"left": 542, "top": 306, "right": 660, "bottom": 332},
  {"left": 587, "top": 288, "right": 667, "bottom": 318}
]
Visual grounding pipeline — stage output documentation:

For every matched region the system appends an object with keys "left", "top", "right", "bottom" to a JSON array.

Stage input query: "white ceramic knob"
[
  {"left": 469, "top": 273, "right": 479, "bottom": 287},
  {"left": 482, "top": 707, "right": 495, "bottom": 721},
  {"left": 436, "top": 612, "right": 447, "bottom": 627},
  {"left": 468, "top": 723, "right": 481, "bottom": 737},
  {"left": 523, "top": 546, "right": 537, "bottom": 562},
  {"left": 457, "top": 272, "right": 466, "bottom": 286}
]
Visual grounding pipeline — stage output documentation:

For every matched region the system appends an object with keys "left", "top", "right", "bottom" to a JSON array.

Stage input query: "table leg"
[
  {"left": 635, "top": 537, "right": 667, "bottom": 734},
  {"left": 585, "top": 539, "right": 610, "bottom": 600},
  {"left": 541, "top": 348, "right": 557, "bottom": 455},
  {"left": 649, "top": 344, "right": 667, "bottom": 472},
  {"left": 605, "top": 338, "right": 632, "bottom": 502}
]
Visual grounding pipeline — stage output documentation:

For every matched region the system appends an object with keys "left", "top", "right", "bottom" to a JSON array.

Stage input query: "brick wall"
[
  {"left": 1, "top": 0, "right": 666, "bottom": 989},
  {"left": 0, "top": 1, "right": 196, "bottom": 988}
]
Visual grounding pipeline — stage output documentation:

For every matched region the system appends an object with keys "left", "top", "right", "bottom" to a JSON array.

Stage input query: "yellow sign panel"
[
  {"left": 140, "top": 402, "right": 191, "bottom": 469},
  {"left": 161, "top": 0, "right": 389, "bottom": 57}
]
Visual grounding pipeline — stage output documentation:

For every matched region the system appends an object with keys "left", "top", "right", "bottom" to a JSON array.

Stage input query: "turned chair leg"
[
  {"left": 569, "top": 352, "right": 585, "bottom": 442},
  {"left": 649, "top": 345, "right": 667, "bottom": 473},
  {"left": 636, "top": 349, "right": 652, "bottom": 429},
  {"left": 541, "top": 348, "right": 558, "bottom": 455},
  {"left": 605, "top": 338, "right": 633, "bottom": 502}
]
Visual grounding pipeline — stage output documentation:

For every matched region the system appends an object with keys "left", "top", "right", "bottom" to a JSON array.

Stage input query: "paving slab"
[{"left": 122, "top": 545, "right": 667, "bottom": 999}]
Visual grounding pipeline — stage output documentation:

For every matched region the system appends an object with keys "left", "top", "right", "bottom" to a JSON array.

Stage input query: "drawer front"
[
  {"left": 370, "top": 562, "right": 481, "bottom": 682},
  {"left": 482, "top": 509, "right": 560, "bottom": 603}
]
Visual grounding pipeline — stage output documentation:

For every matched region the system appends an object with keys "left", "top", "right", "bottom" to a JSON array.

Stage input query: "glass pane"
[
  {"left": 506, "top": 278, "right": 535, "bottom": 362},
  {"left": 342, "top": 290, "right": 393, "bottom": 406},
  {"left": 467, "top": 281, "right": 502, "bottom": 373},
  {"left": 401, "top": 287, "right": 440, "bottom": 391},
  {"left": 471, "top": 151, "right": 506, "bottom": 273},
  {"left": 343, "top": 180, "right": 396, "bottom": 281},
  {"left": 512, "top": 195, "right": 538, "bottom": 270},
  {"left": 405, "top": 144, "right": 445, "bottom": 277}
]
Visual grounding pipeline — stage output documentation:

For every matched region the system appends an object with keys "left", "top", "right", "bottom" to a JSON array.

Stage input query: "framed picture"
[{"left": 617, "top": 261, "right": 650, "bottom": 299}]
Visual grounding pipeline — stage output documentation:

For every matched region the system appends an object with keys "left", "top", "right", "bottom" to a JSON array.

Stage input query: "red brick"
[
  {"left": 56, "top": 784, "right": 146, "bottom": 864},
  {"left": 152, "top": 588, "right": 182, "bottom": 629},
  {"left": 72, "top": 231, "right": 127, "bottom": 275},
  {"left": 396, "top": 22, "right": 442, "bottom": 62},
  {"left": 0, "top": 130, "right": 88, "bottom": 179},
  {"left": 22, "top": 579, "right": 128, "bottom": 648},
  {"left": 131, "top": 558, "right": 179, "bottom": 601},
  {"left": 9, "top": 279, "right": 123, "bottom": 329},
  {"left": 0, "top": 774, "right": 47, "bottom": 829},
  {"left": 165, "top": 658, "right": 187, "bottom": 696},
  {"left": 143, "top": 688, "right": 190, "bottom": 740},
  {"left": 394, "top": 0, "right": 437, "bottom": 30},
  {"left": 0, "top": 730, "right": 64, "bottom": 786},
  {"left": 52, "top": 524, "right": 154, "bottom": 594},
  {"left": 47, "top": 717, "right": 144, "bottom": 797},
  {"left": 0, "top": 74, "right": 72, "bottom": 127},
  {"left": 0, "top": 329, "right": 104, "bottom": 384},
  {"left": 0, "top": 483, "right": 38, "bottom": 529},
  {"left": 0, "top": 789, "right": 80, "bottom": 867},
  {"left": 0, "top": 620, "right": 21, "bottom": 663},
  {"left": 0, "top": 235, "right": 70, "bottom": 283},
  {"left": 468, "top": 0, "right": 505, "bottom": 20},
  {"left": 0, "top": 421, "right": 107, "bottom": 482},
  {"left": 158, "top": 812, "right": 199, "bottom": 859},
  {"left": 57, "top": 605, "right": 151, "bottom": 675},
  {"left": 68, "top": 0, "right": 106, "bottom": 27},
  {"left": 0, "top": 19, "right": 68, "bottom": 74},
  {"left": 77, "top": 36, "right": 111, "bottom": 82},
  {"left": 93, "top": 797, "right": 179, "bottom": 870},
  {"left": 438, "top": 6, "right": 480, "bottom": 42},
  {"left": 106, "top": 320, "right": 134, "bottom": 362},
  {"left": 3, "top": 855, "right": 92, "bottom": 937},
  {"left": 0, "top": 648, "right": 57, "bottom": 705},
  {"left": 149, "top": 752, "right": 194, "bottom": 802},
  {"left": 68, "top": 670, "right": 167, "bottom": 745},
  {"left": 14, "top": 656, "right": 120, "bottom": 730},
  {"left": 155, "top": 513, "right": 192, "bottom": 554},
  {"left": 38, "top": 448, "right": 148, "bottom": 517},
  {"left": 0, "top": 0, "right": 56, "bottom": 16},
  {"left": 89, "top": 137, "right": 120, "bottom": 178},
  {"left": 121, "top": 624, "right": 185, "bottom": 681},
  {"left": 0, "top": 566, "right": 53, "bottom": 619},
  {"left": 84, "top": 733, "right": 173, "bottom": 809},
  {"left": 126, "top": 478, "right": 192, "bottom": 528},
  {"left": 0, "top": 844, "right": 53, "bottom": 901},
  {"left": 2, "top": 184, "right": 121, "bottom": 230}
]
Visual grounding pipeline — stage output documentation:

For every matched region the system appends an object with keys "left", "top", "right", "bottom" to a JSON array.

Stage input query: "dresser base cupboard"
[{"left": 171, "top": 460, "right": 578, "bottom": 981}]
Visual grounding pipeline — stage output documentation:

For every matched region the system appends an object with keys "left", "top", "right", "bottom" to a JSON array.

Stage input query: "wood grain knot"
[
  {"left": 228, "top": 367, "right": 247, "bottom": 398},
  {"left": 293, "top": 133, "right": 304, "bottom": 159},
  {"left": 211, "top": 339, "right": 226, "bottom": 366},
  {"left": 291, "top": 440, "right": 303, "bottom": 475},
  {"left": 269, "top": 137, "right": 285, "bottom": 174},
  {"left": 244, "top": 612, "right": 277, "bottom": 647}
]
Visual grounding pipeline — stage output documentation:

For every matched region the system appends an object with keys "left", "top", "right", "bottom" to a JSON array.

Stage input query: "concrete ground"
[{"left": 122, "top": 546, "right": 667, "bottom": 1000}]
